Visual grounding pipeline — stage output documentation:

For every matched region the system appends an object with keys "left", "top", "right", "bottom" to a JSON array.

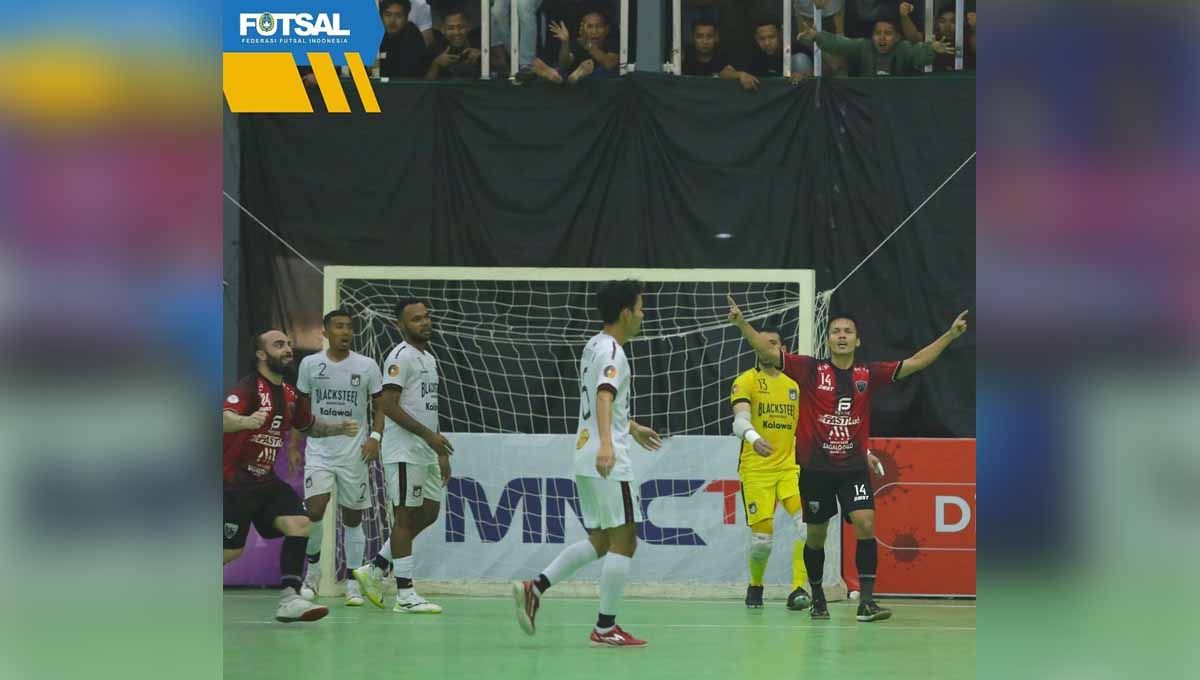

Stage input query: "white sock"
[
  {"left": 394, "top": 555, "right": 414, "bottom": 593},
  {"left": 344, "top": 523, "right": 365, "bottom": 570},
  {"left": 306, "top": 519, "right": 324, "bottom": 558},
  {"left": 598, "top": 553, "right": 632, "bottom": 625},
  {"left": 541, "top": 540, "right": 600, "bottom": 593}
]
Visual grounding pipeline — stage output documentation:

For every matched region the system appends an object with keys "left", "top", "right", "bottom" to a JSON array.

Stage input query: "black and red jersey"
[
  {"left": 222, "top": 373, "right": 313, "bottom": 488},
  {"left": 780, "top": 351, "right": 903, "bottom": 472}
]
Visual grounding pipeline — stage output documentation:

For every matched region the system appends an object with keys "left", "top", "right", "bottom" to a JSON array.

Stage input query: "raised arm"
[
  {"left": 896, "top": 310, "right": 969, "bottom": 379},
  {"left": 727, "top": 295, "right": 782, "bottom": 369},
  {"left": 898, "top": 2, "right": 924, "bottom": 42}
]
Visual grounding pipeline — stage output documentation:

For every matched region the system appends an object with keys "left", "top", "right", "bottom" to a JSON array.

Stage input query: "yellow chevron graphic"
[{"left": 223, "top": 52, "right": 381, "bottom": 114}]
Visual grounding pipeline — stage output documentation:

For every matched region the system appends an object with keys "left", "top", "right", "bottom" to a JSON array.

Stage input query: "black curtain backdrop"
[{"left": 238, "top": 73, "right": 975, "bottom": 437}]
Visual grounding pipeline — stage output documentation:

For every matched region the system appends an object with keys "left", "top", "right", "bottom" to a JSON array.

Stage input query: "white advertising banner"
[{"left": 411, "top": 433, "right": 843, "bottom": 589}]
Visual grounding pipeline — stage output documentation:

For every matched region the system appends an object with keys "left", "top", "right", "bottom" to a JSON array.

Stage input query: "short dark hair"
[
  {"left": 394, "top": 297, "right": 427, "bottom": 321},
  {"left": 828, "top": 313, "right": 860, "bottom": 334},
  {"left": 873, "top": 17, "right": 900, "bottom": 34},
  {"left": 380, "top": 0, "right": 411, "bottom": 15},
  {"left": 252, "top": 327, "right": 284, "bottom": 353},
  {"left": 443, "top": 5, "right": 469, "bottom": 23},
  {"left": 581, "top": 9, "right": 609, "bottom": 26},
  {"left": 758, "top": 323, "right": 787, "bottom": 345},
  {"left": 595, "top": 280, "right": 644, "bottom": 325},
  {"left": 692, "top": 18, "right": 718, "bottom": 32},
  {"left": 322, "top": 309, "right": 352, "bottom": 328},
  {"left": 753, "top": 17, "right": 779, "bottom": 32}
]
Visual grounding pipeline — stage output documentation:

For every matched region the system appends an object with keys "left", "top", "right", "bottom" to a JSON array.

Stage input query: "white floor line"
[
  {"left": 231, "top": 618, "right": 975, "bottom": 632},
  {"left": 223, "top": 592, "right": 975, "bottom": 608}
]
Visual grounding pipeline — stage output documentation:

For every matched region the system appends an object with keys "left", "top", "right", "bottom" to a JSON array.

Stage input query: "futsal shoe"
[
  {"left": 393, "top": 591, "right": 443, "bottom": 614},
  {"left": 786, "top": 587, "right": 812, "bottom": 611},
  {"left": 351, "top": 564, "right": 387, "bottom": 609},
  {"left": 589, "top": 625, "right": 647, "bottom": 648},
  {"left": 809, "top": 600, "right": 831, "bottom": 620},
  {"left": 744, "top": 585, "right": 764, "bottom": 608},
  {"left": 856, "top": 600, "right": 893, "bottom": 622},
  {"left": 276, "top": 592, "right": 329, "bottom": 623},
  {"left": 513, "top": 580, "right": 540, "bottom": 635}
]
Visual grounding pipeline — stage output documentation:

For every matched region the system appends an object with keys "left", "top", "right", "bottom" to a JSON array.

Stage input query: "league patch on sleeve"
[
  {"left": 604, "top": 365, "right": 617, "bottom": 379},
  {"left": 226, "top": 394, "right": 239, "bottom": 404},
  {"left": 388, "top": 364, "right": 400, "bottom": 377}
]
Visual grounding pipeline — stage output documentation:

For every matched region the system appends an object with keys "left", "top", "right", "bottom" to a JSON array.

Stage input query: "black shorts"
[
  {"left": 223, "top": 476, "right": 306, "bottom": 550},
  {"left": 799, "top": 467, "right": 874, "bottom": 524}
]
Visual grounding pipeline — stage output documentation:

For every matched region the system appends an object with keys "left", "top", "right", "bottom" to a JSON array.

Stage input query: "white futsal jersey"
[
  {"left": 573, "top": 332, "right": 633, "bottom": 481},
  {"left": 381, "top": 342, "right": 440, "bottom": 465},
  {"left": 295, "top": 350, "right": 383, "bottom": 463}
]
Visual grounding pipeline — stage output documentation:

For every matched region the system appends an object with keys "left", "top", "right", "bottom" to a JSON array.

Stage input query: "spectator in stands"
[
  {"left": 681, "top": 19, "right": 733, "bottom": 76},
  {"left": 677, "top": 19, "right": 761, "bottom": 91},
  {"left": 797, "top": 15, "right": 953, "bottom": 76},
  {"left": 529, "top": 9, "right": 619, "bottom": 84},
  {"left": 425, "top": 8, "right": 484, "bottom": 80},
  {"left": 409, "top": 0, "right": 436, "bottom": 46},
  {"left": 746, "top": 19, "right": 809, "bottom": 84},
  {"left": 378, "top": 0, "right": 433, "bottom": 79},
  {"left": 490, "top": 0, "right": 541, "bottom": 74},
  {"left": 898, "top": 2, "right": 975, "bottom": 71}
]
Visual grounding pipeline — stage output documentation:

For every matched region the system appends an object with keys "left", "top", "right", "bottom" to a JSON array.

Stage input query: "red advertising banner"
[{"left": 843, "top": 438, "right": 976, "bottom": 597}]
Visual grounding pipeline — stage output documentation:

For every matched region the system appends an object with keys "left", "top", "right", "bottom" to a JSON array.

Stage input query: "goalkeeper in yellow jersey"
[{"left": 729, "top": 325, "right": 811, "bottom": 611}]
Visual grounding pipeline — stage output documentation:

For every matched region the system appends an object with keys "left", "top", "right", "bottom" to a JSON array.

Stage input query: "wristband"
[{"left": 369, "top": 431, "right": 382, "bottom": 442}]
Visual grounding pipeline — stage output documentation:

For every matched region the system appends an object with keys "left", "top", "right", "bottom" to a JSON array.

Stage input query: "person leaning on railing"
[{"left": 796, "top": 12, "right": 954, "bottom": 76}]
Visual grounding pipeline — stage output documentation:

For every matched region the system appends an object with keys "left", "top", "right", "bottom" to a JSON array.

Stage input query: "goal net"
[{"left": 311, "top": 267, "right": 846, "bottom": 601}]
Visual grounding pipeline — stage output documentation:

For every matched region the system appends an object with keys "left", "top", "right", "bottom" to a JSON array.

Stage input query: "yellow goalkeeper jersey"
[{"left": 729, "top": 367, "right": 800, "bottom": 476}]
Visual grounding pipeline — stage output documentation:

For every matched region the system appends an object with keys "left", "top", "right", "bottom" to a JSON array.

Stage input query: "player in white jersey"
[
  {"left": 290, "top": 309, "right": 384, "bottom": 606},
  {"left": 513, "top": 280, "right": 662, "bottom": 647},
  {"left": 353, "top": 297, "right": 454, "bottom": 614}
]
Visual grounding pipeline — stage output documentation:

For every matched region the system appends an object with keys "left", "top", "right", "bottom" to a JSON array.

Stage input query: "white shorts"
[
  {"left": 575, "top": 476, "right": 643, "bottom": 530},
  {"left": 385, "top": 461, "right": 444, "bottom": 508},
  {"left": 303, "top": 459, "right": 372, "bottom": 510}
]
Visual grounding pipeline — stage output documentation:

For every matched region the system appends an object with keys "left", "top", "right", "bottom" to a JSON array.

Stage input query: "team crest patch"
[
  {"left": 748, "top": 502, "right": 758, "bottom": 515},
  {"left": 226, "top": 394, "right": 239, "bottom": 404},
  {"left": 351, "top": 374, "right": 362, "bottom": 387},
  {"left": 732, "top": 383, "right": 740, "bottom": 394},
  {"left": 604, "top": 365, "right": 617, "bottom": 379},
  {"left": 412, "top": 486, "right": 422, "bottom": 499},
  {"left": 388, "top": 364, "right": 400, "bottom": 377},
  {"left": 788, "top": 389, "right": 797, "bottom": 401},
  {"left": 576, "top": 428, "right": 590, "bottom": 450},
  {"left": 304, "top": 476, "right": 313, "bottom": 488},
  {"left": 808, "top": 501, "right": 820, "bottom": 514},
  {"left": 224, "top": 523, "right": 239, "bottom": 540},
  {"left": 855, "top": 380, "right": 867, "bottom": 393}
]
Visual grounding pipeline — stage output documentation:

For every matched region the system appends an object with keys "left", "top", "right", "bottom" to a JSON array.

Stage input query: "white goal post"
[{"left": 309, "top": 266, "right": 846, "bottom": 601}]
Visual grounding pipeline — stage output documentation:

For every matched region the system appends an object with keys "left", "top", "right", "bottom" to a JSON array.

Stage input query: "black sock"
[
  {"left": 373, "top": 553, "right": 391, "bottom": 571},
  {"left": 280, "top": 537, "right": 306, "bottom": 594},
  {"left": 306, "top": 551, "right": 320, "bottom": 565},
  {"left": 597, "top": 613, "right": 616, "bottom": 629},
  {"left": 803, "top": 545, "right": 826, "bottom": 601},
  {"left": 535, "top": 574, "right": 551, "bottom": 594},
  {"left": 856, "top": 538, "right": 878, "bottom": 602},
  {"left": 396, "top": 577, "right": 413, "bottom": 589}
]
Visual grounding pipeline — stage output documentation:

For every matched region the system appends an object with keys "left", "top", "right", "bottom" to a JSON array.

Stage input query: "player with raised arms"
[{"left": 729, "top": 297, "right": 968, "bottom": 622}]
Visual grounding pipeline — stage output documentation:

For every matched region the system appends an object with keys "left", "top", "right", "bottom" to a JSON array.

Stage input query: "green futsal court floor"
[{"left": 224, "top": 591, "right": 975, "bottom": 679}]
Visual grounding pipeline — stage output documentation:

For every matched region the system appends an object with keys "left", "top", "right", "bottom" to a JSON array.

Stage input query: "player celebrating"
[
  {"left": 223, "top": 329, "right": 356, "bottom": 623},
  {"left": 291, "top": 309, "right": 384, "bottom": 606},
  {"left": 513, "top": 280, "right": 663, "bottom": 647},
  {"left": 353, "top": 298, "right": 453, "bottom": 614},
  {"left": 729, "top": 298, "right": 968, "bottom": 622},
  {"left": 729, "top": 324, "right": 810, "bottom": 611}
]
